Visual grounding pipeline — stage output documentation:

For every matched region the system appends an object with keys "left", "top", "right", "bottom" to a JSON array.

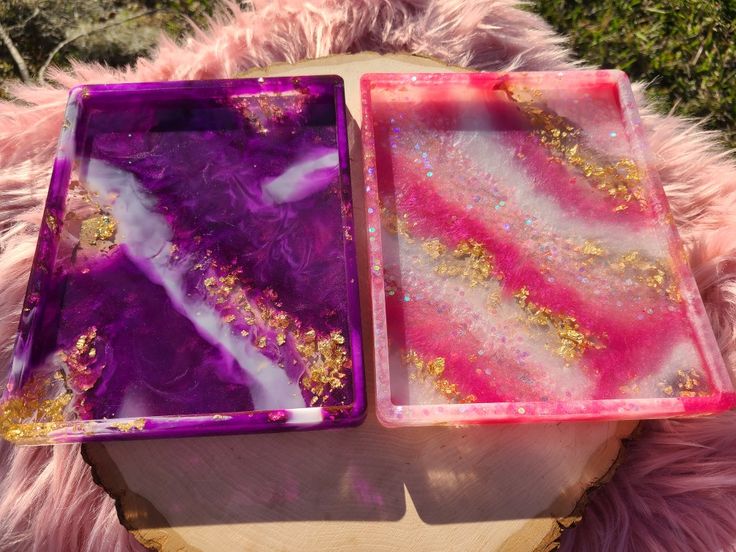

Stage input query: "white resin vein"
[
  {"left": 261, "top": 147, "right": 339, "bottom": 204},
  {"left": 381, "top": 229, "right": 594, "bottom": 401},
  {"left": 84, "top": 159, "right": 306, "bottom": 410}
]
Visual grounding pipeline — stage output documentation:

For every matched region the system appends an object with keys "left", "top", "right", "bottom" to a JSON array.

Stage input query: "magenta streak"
[
  {"left": 386, "top": 175, "right": 708, "bottom": 400},
  {"left": 501, "top": 128, "right": 653, "bottom": 226},
  {"left": 386, "top": 292, "right": 530, "bottom": 403}
]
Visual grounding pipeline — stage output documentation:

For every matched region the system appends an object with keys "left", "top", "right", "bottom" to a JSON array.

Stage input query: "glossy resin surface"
[
  {"left": 2, "top": 76, "right": 364, "bottom": 444},
  {"left": 361, "top": 71, "right": 735, "bottom": 426}
]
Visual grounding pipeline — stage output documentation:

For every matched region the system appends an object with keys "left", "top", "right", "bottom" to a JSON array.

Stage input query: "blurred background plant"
[
  {"left": 0, "top": 0, "right": 220, "bottom": 85},
  {"left": 0, "top": 0, "right": 734, "bottom": 147},
  {"left": 535, "top": 0, "right": 735, "bottom": 149}
]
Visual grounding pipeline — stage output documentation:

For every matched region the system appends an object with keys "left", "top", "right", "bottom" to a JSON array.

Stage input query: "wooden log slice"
[{"left": 83, "top": 52, "right": 638, "bottom": 552}]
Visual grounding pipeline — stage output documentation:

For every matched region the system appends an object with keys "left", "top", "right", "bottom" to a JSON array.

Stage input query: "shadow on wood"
[{"left": 81, "top": 53, "right": 637, "bottom": 552}]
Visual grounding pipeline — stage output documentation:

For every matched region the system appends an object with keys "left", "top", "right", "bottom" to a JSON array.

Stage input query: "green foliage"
[
  {"left": 0, "top": 0, "right": 217, "bottom": 86},
  {"left": 533, "top": 0, "right": 736, "bottom": 148},
  {"left": 0, "top": 1, "right": 733, "bottom": 148}
]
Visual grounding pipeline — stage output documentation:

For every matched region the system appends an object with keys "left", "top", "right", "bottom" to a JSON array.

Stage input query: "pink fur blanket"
[{"left": 1, "top": 1, "right": 735, "bottom": 550}]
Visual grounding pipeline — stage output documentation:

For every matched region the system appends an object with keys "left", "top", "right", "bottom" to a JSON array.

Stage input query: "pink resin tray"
[{"left": 360, "top": 70, "right": 735, "bottom": 427}]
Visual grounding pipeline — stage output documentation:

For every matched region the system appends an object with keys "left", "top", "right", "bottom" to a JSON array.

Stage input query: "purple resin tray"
[{"left": 1, "top": 76, "right": 365, "bottom": 444}]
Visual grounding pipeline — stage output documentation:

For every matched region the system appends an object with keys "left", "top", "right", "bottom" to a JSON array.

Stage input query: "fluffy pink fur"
[{"left": 0, "top": 1, "right": 734, "bottom": 550}]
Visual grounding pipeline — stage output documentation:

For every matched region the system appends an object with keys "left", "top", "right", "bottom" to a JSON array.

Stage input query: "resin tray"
[
  {"left": 361, "top": 70, "right": 735, "bottom": 426},
  {"left": 1, "top": 76, "right": 364, "bottom": 444}
]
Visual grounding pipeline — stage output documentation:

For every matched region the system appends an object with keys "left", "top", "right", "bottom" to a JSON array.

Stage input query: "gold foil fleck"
[
  {"left": 200, "top": 267, "right": 352, "bottom": 406},
  {"left": 110, "top": 417, "right": 147, "bottom": 432},
  {"left": 452, "top": 239, "right": 494, "bottom": 285},
  {"left": 674, "top": 369, "right": 709, "bottom": 398},
  {"left": 580, "top": 240, "right": 604, "bottom": 257},
  {"left": 404, "top": 350, "right": 475, "bottom": 403},
  {"left": 270, "top": 312, "right": 291, "bottom": 330},
  {"left": 514, "top": 287, "right": 604, "bottom": 360},
  {"left": 665, "top": 282, "right": 682, "bottom": 302},
  {"left": 655, "top": 369, "right": 708, "bottom": 398},
  {"left": 80, "top": 214, "right": 117, "bottom": 247},
  {"left": 422, "top": 239, "right": 447, "bottom": 259},
  {"left": 59, "top": 327, "right": 103, "bottom": 393},
  {"left": 432, "top": 238, "right": 495, "bottom": 287},
  {"left": 619, "top": 382, "right": 641, "bottom": 396},
  {"left": 0, "top": 372, "right": 72, "bottom": 443},
  {"left": 45, "top": 213, "right": 59, "bottom": 234},
  {"left": 427, "top": 357, "right": 445, "bottom": 376},
  {"left": 613, "top": 250, "right": 679, "bottom": 301},
  {"left": 504, "top": 86, "right": 646, "bottom": 210},
  {"left": 299, "top": 330, "right": 351, "bottom": 407},
  {"left": 486, "top": 291, "right": 501, "bottom": 311},
  {"left": 381, "top": 206, "right": 415, "bottom": 242}
]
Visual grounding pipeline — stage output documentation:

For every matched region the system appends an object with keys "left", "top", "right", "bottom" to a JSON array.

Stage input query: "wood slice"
[{"left": 82, "top": 53, "right": 638, "bottom": 552}]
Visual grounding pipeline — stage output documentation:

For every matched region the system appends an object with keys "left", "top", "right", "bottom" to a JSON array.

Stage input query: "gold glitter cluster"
[
  {"left": 382, "top": 207, "right": 415, "bottom": 241},
  {"left": 514, "top": 287, "right": 604, "bottom": 361},
  {"left": 576, "top": 242, "right": 680, "bottom": 302},
  {"left": 428, "top": 238, "right": 496, "bottom": 287},
  {"left": 196, "top": 255, "right": 352, "bottom": 407},
  {"left": 45, "top": 213, "right": 59, "bottom": 235},
  {"left": 0, "top": 372, "right": 72, "bottom": 443},
  {"left": 79, "top": 213, "right": 117, "bottom": 248},
  {"left": 383, "top": 205, "right": 605, "bottom": 363},
  {"left": 0, "top": 325, "right": 113, "bottom": 442},
  {"left": 58, "top": 326, "right": 102, "bottom": 393},
  {"left": 579, "top": 240, "right": 605, "bottom": 258},
  {"left": 110, "top": 417, "right": 147, "bottom": 432},
  {"left": 404, "top": 350, "right": 476, "bottom": 403},
  {"left": 233, "top": 94, "right": 290, "bottom": 135},
  {"left": 505, "top": 87, "right": 645, "bottom": 212},
  {"left": 65, "top": 179, "right": 114, "bottom": 251},
  {"left": 232, "top": 83, "right": 309, "bottom": 135},
  {"left": 614, "top": 250, "right": 680, "bottom": 301},
  {"left": 298, "top": 330, "right": 350, "bottom": 406},
  {"left": 623, "top": 368, "right": 710, "bottom": 398},
  {"left": 659, "top": 368, "right": 709, "bottom": 398}
]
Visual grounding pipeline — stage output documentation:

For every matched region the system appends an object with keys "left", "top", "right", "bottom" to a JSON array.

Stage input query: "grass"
[
  {"left": 0, "top": 0, "right": 218, "bottom": 90},
  {"left": 533, "top": 0, "right": 736, "bottom": 149}
]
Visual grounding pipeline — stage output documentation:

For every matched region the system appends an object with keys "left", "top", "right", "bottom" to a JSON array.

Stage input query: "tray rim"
[
  {"left": 359, "top": 69, "right": 735, "bottom": 427},
  {"left": 3, "top": 74, "right": 366, "bottom": 444}
]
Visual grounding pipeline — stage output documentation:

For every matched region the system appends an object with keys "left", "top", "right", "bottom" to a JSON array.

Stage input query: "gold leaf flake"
[
  {"left": 422, "top": 239, "right": 447, "bottom": 259},
  {"left": 404, "top": 350, "right": 475, "bottom": 403},
  {"left": 110, "top": 418, "right": 147, "bottom": 432},
  {"left": 513, "top": 287, "right": 604, "bottom": 361},
  {"left": 504, "top": 86, "right": 646, "bottom": 210},
  {"left": 80, "top": 214, "right": 117, "bottom": 247},
  {"left": 0, "top": 372, "right": 72, "bottom": 443}
]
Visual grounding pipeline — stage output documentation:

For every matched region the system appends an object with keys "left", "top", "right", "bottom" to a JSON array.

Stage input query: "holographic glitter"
[{"left": 361, "top": 70, "right": 734, "bottom": 427}]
